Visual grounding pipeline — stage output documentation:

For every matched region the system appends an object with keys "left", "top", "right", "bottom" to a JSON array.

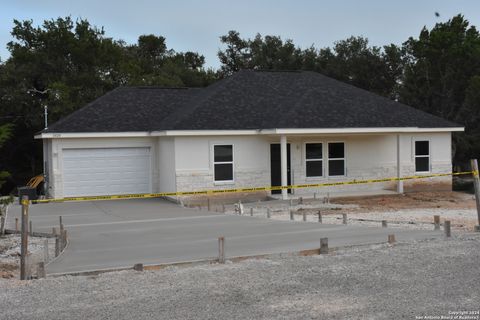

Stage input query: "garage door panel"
[{"left": 62, "top": 147, "right": 151, "bottom": 197}]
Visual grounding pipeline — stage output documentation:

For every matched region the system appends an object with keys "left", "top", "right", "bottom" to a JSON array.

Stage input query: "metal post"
[
  {"left": 20, "top": 196, "right": 29, "bottom": 280},
  {"left": 470, "top": 159, "right": 480, "bottom": 231}
]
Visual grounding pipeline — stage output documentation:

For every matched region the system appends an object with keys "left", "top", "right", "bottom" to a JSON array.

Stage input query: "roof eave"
[{"left": 35, "top": 127, "right": 464, "bottom": 139}]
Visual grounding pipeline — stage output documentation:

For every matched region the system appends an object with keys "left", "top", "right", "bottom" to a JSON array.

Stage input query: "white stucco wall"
[
  {"left": 157, "top": 137, "right": 176, "bottom": 193},
  {"left": 286, "top": 132, "right": 452, "bottom": 195},
  {"left": 42, "top": 131, "right": 452, "bottom": 199},
  {"left": 174, "top": 135, "right": 270, "bottom": 192},
  {"left": 172, "top": 132, "right": 452, "bottom": 196}
]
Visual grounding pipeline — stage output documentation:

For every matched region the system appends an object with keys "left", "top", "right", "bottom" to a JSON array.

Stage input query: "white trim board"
[{"left": 35, "top": 127, "right": 464, "bottom": 139}]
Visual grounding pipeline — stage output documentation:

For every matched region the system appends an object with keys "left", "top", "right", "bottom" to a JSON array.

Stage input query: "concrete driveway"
[{"left": 7, "top": 198, "right": 442, "bottom": 274}]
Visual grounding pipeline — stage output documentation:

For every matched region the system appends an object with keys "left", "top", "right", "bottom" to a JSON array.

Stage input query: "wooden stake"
[
  {"left": 62, "top": 230, "right": 68, "bottom": 250},
  {"left": 320, "top": 238, "right": 328, "bottom": 254},
  {"left": 43, "top": 238, "right": 49, "bottom": 263},
  {"left": 20, "top": 196, "right": 29, "bottom": 280},
  {"left": 218, "top": 236, "right": 225, "bottom": 264},
  {"left": 55, "top": 236, "right": 60, "bottom": 257},
  {"left": 382, "top": 220, "right": 388, "bottom": 228},
  {"left": 59, "top": 216, "right": 64, "bottom": 234},
  {"left": 388, "top": 234, "right": 396, "bottom": 244},
  {"left": 267, "top": 208, "right": 271, "bottom": 219},
  {"left": 222, "top": 204, "right": 225, "bottom": 213},
  {"left": 318, "top": 211, "right": 322, "bottom": 223},
  {"left": 302, "top": 211, "right": 307, "bottom": 222},
  {"left": 313, "top": 192, "right": 317, "bottom": 200},
  {"left": 342, "top": 213, "right": 347, "bottom": 225},
  {"left": 433, "top": 215, "right": 440, "bottom": 231},
  {"left": 207, "top": 198, "right": 211, "bottom": 211},
  {"left": 470, "top": 159, "right": 480, "bottom": 231},
  {"left": 299, "top": 197, "right": 303, "bottom": 204},
  {"left": 36, "top": 262, "right": 46, "bottom": 279},
  {"left": 444, "top": 220, "right": 451, "bottom": 238},
  {"left": 250, "top": 207, "right": 253, "bottom": 217},
  {"left": 290, "top": 210, "right": 294, "bottom": 221}
]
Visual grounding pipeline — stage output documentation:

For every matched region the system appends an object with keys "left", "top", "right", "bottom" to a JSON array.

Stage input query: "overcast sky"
[{"left": 1, "top": 0, "right": 480, "bottom": 69}]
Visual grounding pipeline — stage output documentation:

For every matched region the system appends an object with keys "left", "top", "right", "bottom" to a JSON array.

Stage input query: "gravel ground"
[
  {"left": 0, "top": 235, "right": 53, "bottom": 278},
  {"left": 0, "top": 234, "right": 479, "bottom": 320}
]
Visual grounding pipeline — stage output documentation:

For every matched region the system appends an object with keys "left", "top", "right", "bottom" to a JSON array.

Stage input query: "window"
[
  {"left": 415, "top": 140, "right": 430, "bottom": 172},
  {"left": 328, "top": 142, "right": 345, "bottom": 176},
  {"left": 305, "top": 143, "right": 323, "bottom": 177},
  {"left": 214, "top": 145, "right": 234, "bottom": 182}
]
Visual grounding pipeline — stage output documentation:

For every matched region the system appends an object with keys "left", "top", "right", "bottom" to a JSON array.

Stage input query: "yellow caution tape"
[{"left": 32, "top": 171, "right": 476, "bottom": 204}]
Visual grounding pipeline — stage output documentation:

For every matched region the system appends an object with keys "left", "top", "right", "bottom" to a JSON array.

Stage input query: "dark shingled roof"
[{"left": 44, "top": 70, "right": 459, "bottom": 133}]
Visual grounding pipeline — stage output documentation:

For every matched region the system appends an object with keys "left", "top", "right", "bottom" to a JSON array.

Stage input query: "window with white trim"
[
  {"left": 328, "top": 142, "right": 345, "bottom": 176},
  {"left": 415, "top": 140, "right": 430, "bottom": 172},
  {"left": 214, "top": 145, "right": 234, "bottom": 182},
  {"left": 305, "top": 143, "right": 323, "bottom": 177}
]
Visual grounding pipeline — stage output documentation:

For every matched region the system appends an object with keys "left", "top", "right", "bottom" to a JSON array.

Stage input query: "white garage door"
[{"left": 62, "top": 147, "right": 151, "bottom": 197}]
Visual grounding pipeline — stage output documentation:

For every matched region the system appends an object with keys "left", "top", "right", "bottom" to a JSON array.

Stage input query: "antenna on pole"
[
  {"left": 27, "top": 88, "right": 51, "bottom": 130},
  {"left": 44, "top": 105, "right": 48, "bottom": 129}
]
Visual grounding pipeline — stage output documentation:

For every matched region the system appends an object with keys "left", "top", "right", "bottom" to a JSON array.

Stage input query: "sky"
[{"left": 1, "top": 0, "right": 480, "bottom": 69}]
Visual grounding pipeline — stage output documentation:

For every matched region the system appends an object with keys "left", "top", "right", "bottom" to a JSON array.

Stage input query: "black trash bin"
[{"left": 18, "top": 186, "right": 38, "bottom": 204}]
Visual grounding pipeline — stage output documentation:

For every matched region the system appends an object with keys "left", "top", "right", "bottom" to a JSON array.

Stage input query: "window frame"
[
  {"left": 213, "top": 144, "right": 235, "bottom": 184},
  {"left": 414, "top": 139, "right": 431, "bottom": 173},
  {"left": 327, "top": 141, "right": 346, "bottom": 177},
  {"left": 304, "top": 142, "right": 324, "bottom": 178}
]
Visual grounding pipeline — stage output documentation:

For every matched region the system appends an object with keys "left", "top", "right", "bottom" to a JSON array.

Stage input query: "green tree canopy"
[{"left": 0, "top": 17, "right": 216, "bottom": 193}]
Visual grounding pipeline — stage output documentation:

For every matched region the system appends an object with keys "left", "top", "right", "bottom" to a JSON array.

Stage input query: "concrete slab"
[{"left": 7, "top": 198, "right": 442, "bottom": 274}]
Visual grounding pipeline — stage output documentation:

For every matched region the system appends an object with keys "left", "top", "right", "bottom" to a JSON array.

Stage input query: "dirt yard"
[{"left": 231, "top": 191, "right": 479, "bottom": 231}]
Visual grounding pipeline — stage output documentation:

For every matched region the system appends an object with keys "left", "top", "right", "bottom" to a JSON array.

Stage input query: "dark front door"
[{"left": 270, "top": 144, "right": 291, "bottom": 194}]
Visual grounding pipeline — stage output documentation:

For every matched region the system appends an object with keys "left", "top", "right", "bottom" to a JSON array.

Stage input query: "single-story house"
[{"left": 35, "top": 70, "right": 464, "bottom": 200}]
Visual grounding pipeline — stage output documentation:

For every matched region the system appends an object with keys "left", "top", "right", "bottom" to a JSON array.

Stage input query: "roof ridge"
[{"left": 154, "top": 73, "right": 239, "bottom": 130}]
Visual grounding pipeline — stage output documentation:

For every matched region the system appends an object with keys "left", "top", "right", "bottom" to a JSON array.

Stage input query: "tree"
[
  {"left": 217, "top": 30, "right": 251, "bottom": 76},
  {"left": 0, "top": 124, "right": 12, "bottom": 189},
  {"left": 399, "top": 14, "right": 480, "bottom": 163},
  {"left": 217, "top": 32, "right": 402, "bottom": 97},
  {"left": 0, "top": 17, "right": 216, "bottom": 193}
]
